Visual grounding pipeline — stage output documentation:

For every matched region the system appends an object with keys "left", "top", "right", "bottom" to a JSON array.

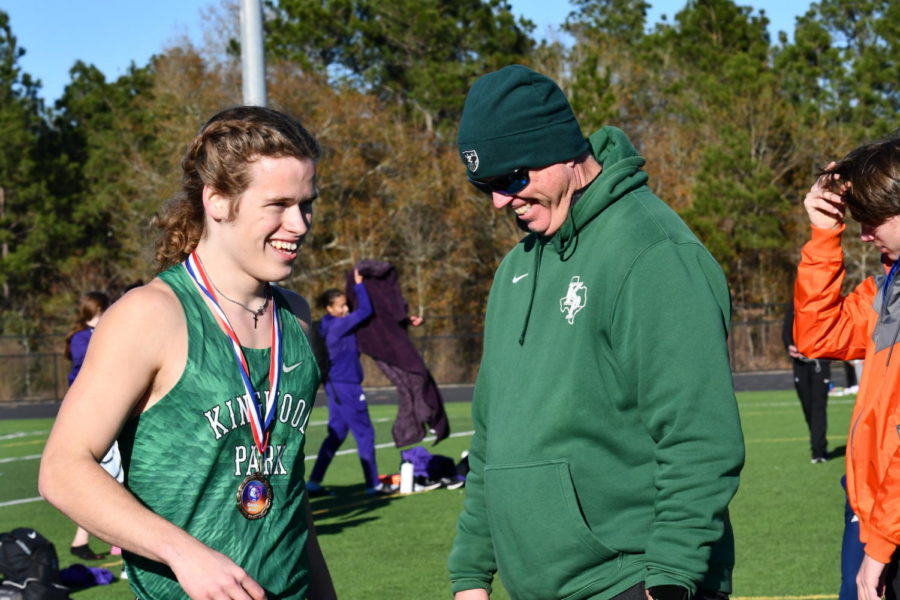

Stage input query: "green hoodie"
[{"left": 449, "top": 127, "right": 744, "bottom": 599}]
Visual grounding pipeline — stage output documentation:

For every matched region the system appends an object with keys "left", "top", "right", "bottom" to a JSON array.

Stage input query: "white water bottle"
[{"left": 400, "top": 461, "right": 414, "bottom": 494}]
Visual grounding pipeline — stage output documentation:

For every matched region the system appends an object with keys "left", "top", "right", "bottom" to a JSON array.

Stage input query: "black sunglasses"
[{"left": 468, "top": 168, "right": 530, "bottom": 196}]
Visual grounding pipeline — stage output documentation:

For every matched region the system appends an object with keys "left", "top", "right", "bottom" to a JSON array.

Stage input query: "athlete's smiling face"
[{"left": 213, "top": 155, "right": 317, "bottom": 283}]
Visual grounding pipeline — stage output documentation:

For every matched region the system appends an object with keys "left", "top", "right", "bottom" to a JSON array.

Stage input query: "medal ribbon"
[{"left": 184, "top": 251, "right": 281, "bottom": 454}]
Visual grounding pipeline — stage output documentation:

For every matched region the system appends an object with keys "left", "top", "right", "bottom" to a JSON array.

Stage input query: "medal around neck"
[
  {"left": 183, "top": 252, "right": 284, "bottom": 519},
  {"left": 183, "top": 251, "right": 282, "bottom": 456},
  {"left": 237, "top": 472, "right": 273, "bottom": 520}
]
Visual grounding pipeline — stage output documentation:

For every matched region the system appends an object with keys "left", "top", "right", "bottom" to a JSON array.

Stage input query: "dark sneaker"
[
  {"left": 413, "top": 476, "right": 443, "bottom": 492},
  {"left": 444, "top": 477, "right": 466, "bottom": 490},
  {"left": 367, "top": 483, "right": 398, "bottom": 496},
  {"left": 70, "top": 544, "right": 105, "bottom": 560},
  {"left": 306, "top": 481, "right": 335, "bottom": 497}
]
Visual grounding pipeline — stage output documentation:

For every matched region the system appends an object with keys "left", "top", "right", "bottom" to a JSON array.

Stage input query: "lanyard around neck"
[{"left": 184, "top": 251, "right": 281, "bottom": 455}]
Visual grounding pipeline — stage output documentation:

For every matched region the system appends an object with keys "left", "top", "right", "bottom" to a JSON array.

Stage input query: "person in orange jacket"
[{"left": 794, "top": 136, "right": 900, "bottom": 600}]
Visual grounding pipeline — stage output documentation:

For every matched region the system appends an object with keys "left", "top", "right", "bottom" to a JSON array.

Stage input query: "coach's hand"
[
  {"left": 856, "top": 553, "right": 887, "bottom": 600},
  {"left": 170, "top": 544, "right": 267, "bottom": 600},
  {"left": 804, "top": 162, "right": 847, "bottom": 230}
]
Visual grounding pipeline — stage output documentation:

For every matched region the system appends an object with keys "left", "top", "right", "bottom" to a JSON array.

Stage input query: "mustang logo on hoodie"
[{"left": 560, "top": 276, "right": 588, "bottom": 324}]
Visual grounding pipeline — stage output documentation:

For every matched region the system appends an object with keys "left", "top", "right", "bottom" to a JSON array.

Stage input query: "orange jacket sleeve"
[
  {"left": 793, "top": 224, "right": 875, "bottom": 361},
  {"left": 868, "top": 446, "right": 900, "bottom": 562}
]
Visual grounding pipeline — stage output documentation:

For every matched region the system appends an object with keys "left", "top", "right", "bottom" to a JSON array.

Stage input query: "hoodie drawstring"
[
  {"left": 518, "top": 240, "right": 544, "bottom": 345},
  {"left": 557, "top": 208, "right": 579, "bottom": 261},
  {"left": 518, "top": 209, "right": 581, "bottom": 345}
]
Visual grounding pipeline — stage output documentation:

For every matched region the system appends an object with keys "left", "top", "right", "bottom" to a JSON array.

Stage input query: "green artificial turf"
[{"left": 0, "top": 390, "right": 855, "bottom": 599}]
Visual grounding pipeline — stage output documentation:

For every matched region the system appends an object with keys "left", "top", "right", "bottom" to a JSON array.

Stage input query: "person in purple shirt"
[
  {"left": 66, "top": 291, "right": 109, "bottom": 386},
  {"left": 307, "top": 269, "right": 396, "bottom": 497}
]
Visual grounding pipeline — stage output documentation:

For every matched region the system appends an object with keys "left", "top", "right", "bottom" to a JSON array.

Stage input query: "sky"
[{"left": 5, "top": 0, "right": 812, "bottom": 105}]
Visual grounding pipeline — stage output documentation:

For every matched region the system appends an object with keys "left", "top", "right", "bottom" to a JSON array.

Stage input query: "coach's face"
[{"left": 490, "top": 163, "right": 572, "bottom": 237}]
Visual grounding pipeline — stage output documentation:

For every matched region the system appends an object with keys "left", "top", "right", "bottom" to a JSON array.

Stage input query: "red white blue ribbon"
[{"left": 184, "top": 251, "right": 281, "bottom": 454}]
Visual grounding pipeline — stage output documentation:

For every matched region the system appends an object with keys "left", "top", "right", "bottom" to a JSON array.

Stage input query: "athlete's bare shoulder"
[
  {"left": 275, "top": 286, "right": 312, "bottom": 334},
  {"left": 99, "top": 277, "right": 188, "bottom": 409},
  {"left": 91, "top": 278, "right": 183, "bottom": 367},
  {"left": 109, "top": 278, "right": 183, "bottom": 333}
]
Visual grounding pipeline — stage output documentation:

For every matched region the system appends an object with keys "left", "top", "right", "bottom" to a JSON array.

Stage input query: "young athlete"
[
  {"left": 306, "top": 269, "right": 395, "bottom": 496},
  {"left": 793, "top": 136, "right": 900, "bottom": 600},
  {"left": 39, "top": 106, "right": 336, "bottom": 600}
]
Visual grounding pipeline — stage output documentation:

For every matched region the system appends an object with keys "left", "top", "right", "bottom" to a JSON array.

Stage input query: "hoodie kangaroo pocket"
[{"left": 484, "top": 459, "right": 618, "bottom": 599}]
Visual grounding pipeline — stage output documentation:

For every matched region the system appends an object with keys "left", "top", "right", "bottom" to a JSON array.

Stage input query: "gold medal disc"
[{"left": 236, "top": 472, "right": 272, "bottom": 520}]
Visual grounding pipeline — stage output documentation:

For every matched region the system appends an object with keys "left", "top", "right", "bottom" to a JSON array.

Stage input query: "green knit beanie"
[{"left": 457, "top": 64, "right": 589, "bottom": 180}]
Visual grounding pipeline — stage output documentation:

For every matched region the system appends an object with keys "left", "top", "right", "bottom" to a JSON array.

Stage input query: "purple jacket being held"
[{"left": 346, "top": 260, "right": 449, "bottom": 446}]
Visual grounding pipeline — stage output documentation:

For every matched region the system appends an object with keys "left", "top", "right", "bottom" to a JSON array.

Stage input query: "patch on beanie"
[{"left": 462, "top": 150, "right": 480, "bottom": 173}]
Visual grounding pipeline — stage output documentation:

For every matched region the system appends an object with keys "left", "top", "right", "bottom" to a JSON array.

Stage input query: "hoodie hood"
[{"left": 548, "top": 126, "right": 649, "bottom": 255}]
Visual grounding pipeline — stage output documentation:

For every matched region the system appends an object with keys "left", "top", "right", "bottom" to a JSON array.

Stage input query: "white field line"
[
  {"left": 0, "top": 453, "right": 41, "bottom": 464},
  {"left": 304, "top": 429, "right": 474, "bottom": 462},
  {"left": 0, "top": 430, "right": 48, "bottom": 441},
  {"left": 0, "top": 430, "right": 476, "bottom": 508},
  {"left": 307, "top": 417, "right": 392, "bottom": 427},
  {"left": 0, "top": 496, "right": 44, "bottom": 508},
  {"left": 0, "top": 419, "right": 396, "bottom": 465}
]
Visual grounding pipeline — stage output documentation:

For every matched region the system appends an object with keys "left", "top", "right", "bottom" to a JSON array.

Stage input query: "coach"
[{"left": 447, "top": 65, "right": 745, "bottom": 600}]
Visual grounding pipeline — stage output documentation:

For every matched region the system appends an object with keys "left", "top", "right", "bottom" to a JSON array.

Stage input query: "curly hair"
[
  {"left": 820, "top": 135, "right": 900, "bottom": 227},
  {"left": 154, "top": 106, "right": 321, "bottom": 268}
]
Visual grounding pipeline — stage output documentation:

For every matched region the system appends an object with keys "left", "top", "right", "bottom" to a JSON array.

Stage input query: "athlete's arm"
[
  {"left": 793, "top": 225, "right": 874, "bottom": 361},
  {"left": 39, "top": 281, "right": 266, "bottom": 600},
  {"left": 793, "top": 164, "right": 874, "bottom": 360}
]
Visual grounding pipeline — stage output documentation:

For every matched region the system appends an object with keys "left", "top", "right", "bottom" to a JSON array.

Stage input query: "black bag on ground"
[
  {"left": 0, "top": 528, "right": 59, "bottom": 584},
  {"left": 0, "top": 579, "right": 70, "bottom": 600},
  {"left": 0, "top": 529, "right": 69, "bottom": 600}
]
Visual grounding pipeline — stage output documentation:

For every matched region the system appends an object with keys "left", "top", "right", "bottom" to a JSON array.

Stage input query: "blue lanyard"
[{"left": 884, "top": 261, "right": 900, "bottom": 305}]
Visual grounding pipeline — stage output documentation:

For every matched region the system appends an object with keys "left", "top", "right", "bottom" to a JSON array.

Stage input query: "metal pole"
[{"left": 240, "top": 0, "right": 267, "bottom": 106}]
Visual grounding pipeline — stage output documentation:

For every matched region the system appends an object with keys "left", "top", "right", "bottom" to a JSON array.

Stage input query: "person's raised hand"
[
  {"left": 804, "top": 162, "right": 847, "bottom": 230},
  {"left": 353, "top": 269, "right": 363, "bottom": 285}
]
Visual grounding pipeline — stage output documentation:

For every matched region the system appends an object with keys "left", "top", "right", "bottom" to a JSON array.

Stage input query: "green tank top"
[{"left": 117, "top": 264, "right": 321, "bottom": 600}]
